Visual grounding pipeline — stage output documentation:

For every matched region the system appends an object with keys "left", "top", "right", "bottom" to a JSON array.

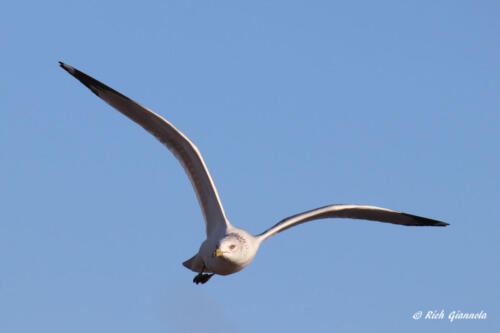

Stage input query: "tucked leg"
[
  {"left": 193, "top": 272, "right": 214, "bottom": 284},
  {"left": 193, "top": 265, "right": 214, "bottom": 284}
]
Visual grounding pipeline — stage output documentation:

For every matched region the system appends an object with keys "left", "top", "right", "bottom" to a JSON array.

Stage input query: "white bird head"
[
  {"left": 212, "top": 231, "right": 258, "bottom": 268},
  {"left": 213, "top": 233, "right": 244, "bottom": 257}
]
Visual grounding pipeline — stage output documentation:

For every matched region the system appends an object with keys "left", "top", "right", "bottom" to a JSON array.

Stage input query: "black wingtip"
[
  {"left": 58, "top": 62, "right": 103, "bottom": 96},
  {"left": 427, "top": 218, "right": 450, "bottom": 227},
  {"left": 59, "top": 61, "right": 76, "bottom": 75},
  {"left": 435, "top": 222, "right": 449, "bottom": 227},
  {"left": 58, "top": 61, "right": 67, "bottom": 71},
  {"left": 402, "top": 212, "right": 450, "bottom": 227},
  {"left": 58, "top": 62, "right": 136, "bottom": 101}
]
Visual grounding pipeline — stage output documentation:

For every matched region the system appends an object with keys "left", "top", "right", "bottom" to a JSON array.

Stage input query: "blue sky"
[{"left": 1, "top": 1, "right": 499, "bottom": 332}]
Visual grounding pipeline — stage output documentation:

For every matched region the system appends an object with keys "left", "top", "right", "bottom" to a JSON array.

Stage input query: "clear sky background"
[{"left": 1, "top": 1, "right": 499, "bottom": 332}]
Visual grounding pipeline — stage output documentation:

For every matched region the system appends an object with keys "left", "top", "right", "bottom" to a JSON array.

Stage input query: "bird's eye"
[{"left": 229, "top": 244, "right": 236, "bottom": 250}]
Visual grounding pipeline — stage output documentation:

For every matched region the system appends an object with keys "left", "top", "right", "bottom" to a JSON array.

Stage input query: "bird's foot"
[{"left": 193, "top": 272, "right": 214, "bottom": 284}]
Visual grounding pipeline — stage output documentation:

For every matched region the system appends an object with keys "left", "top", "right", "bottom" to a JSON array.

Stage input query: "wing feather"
[
  {"left": 60, "top": 62, "right": 228, "bottom": 236},
  {"left": 258, "top": 204, "right": 448, "bottom": 241}
]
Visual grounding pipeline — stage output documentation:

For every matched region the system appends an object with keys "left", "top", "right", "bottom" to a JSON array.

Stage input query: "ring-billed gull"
[{"left": 59, "top": 62, "right": 449, "bottom": 284}]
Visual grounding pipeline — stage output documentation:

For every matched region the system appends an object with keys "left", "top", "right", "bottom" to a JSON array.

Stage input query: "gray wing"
[
  {"left": 257, "top": 204, "right": 449, "bottom": 241},
  {"left": 60, "top": 62, "right": 228, "bottom": 236}
]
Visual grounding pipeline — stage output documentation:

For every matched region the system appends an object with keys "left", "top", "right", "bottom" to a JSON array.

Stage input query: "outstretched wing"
[
  {"left": 60, "top": 62, "right": 228, "bottom": 236},
  {"left": 257, "top": 204, "right": 448, "bottom": 241}
]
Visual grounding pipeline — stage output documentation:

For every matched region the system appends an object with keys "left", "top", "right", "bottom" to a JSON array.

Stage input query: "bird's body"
[
  {"left": 60, "top": 62, "right": 449, "bottom": 284},
  {"left": 186, "top": 226, "right": 258, "bottom": 276}
]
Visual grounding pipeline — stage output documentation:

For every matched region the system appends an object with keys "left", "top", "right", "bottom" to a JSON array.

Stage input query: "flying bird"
[{"left": 59, "top": 62, "right": 449, "bottom": 284}]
